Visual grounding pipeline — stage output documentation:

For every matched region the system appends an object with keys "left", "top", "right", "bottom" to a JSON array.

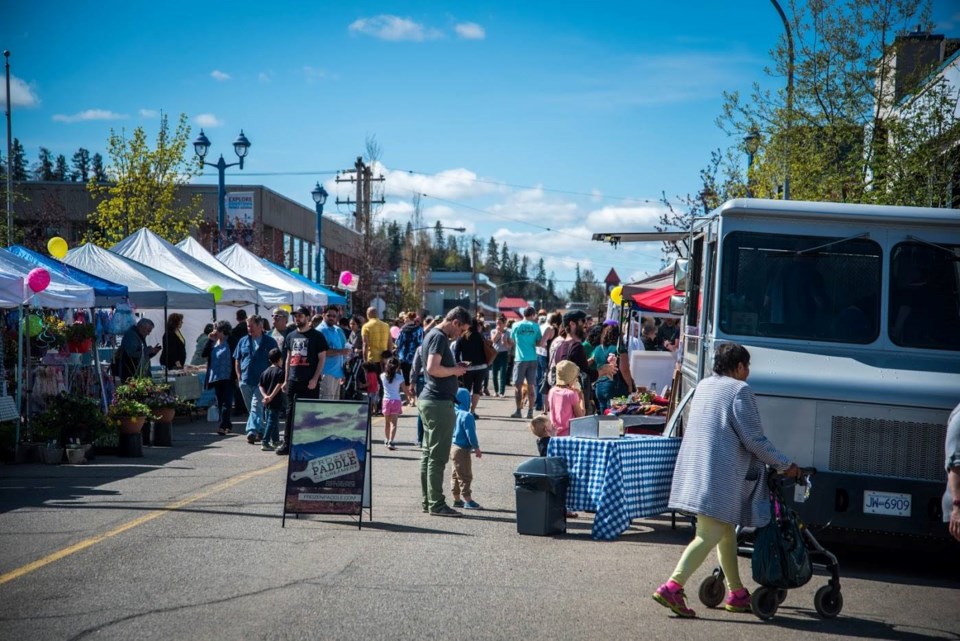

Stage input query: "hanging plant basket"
[{"left": 67, "top": 338, "right": 94, "bottom": 354}]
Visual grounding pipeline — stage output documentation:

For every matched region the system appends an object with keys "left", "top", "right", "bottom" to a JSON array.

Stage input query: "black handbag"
[{"left": 752, "top": 503, "right": 813, "bottom": 589}]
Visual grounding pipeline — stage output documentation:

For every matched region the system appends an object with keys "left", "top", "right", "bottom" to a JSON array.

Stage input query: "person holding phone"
[
  {"left": 117, "top": 318, "right": 161, "bottom": 382},
  {"left": 454, "top": 318, "right": 487, "bottom": 418}
]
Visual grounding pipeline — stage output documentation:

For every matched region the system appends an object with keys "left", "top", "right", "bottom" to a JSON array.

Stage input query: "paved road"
[{"left": 1, "top": 395, "right": 958, "bottom": 641}]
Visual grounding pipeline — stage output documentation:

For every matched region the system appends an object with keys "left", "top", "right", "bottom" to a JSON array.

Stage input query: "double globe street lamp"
[{"left": 193, "top": 129, "right": 252, "bottom": 252}]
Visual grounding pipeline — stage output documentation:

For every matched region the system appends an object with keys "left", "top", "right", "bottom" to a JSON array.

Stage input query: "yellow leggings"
[{"left": 670, "top": 514, "right": 742, "bottom": 590}]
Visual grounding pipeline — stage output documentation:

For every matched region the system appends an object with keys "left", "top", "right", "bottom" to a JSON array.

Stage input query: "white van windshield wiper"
[
  {"left": 794, "top": 232, "right": 870, "bottom": 256},
  {"left": 906, "top": 235, "right": 960, "bottom": 259}
]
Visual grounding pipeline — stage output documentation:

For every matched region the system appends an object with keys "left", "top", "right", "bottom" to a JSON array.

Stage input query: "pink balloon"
[
  {"left": 390, "top": 326, "right": 401, "bottom": 340},
  {"left": 341, "top": 271, "right": 353, "bottom": 286},
  {"left": 27, "top": 267, "right": 51, "bottom": 293}
]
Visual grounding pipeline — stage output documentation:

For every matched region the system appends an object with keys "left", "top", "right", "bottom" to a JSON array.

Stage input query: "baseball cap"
[
  {"left": 294, "top": 305, "right": 311, "bottom": 317},
  {"left": 562, "top": 310, "right": 587, "bottom": 325}
]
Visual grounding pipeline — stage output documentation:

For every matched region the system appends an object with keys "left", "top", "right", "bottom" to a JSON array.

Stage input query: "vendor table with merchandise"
[{"left": 547, "top": 434, "right": 681, "bottom": 541}]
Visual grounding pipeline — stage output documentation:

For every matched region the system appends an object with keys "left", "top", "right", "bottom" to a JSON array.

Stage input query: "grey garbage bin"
[{"left": 514, "top": 456, "right": 569, "bottom": 536}]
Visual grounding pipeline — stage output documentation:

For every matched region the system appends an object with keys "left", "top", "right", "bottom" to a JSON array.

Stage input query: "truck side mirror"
[
  {"left": 673, "top": 259, "right": 690, "bottom": 292},
  {"left": 669, "top": 295, "right": 686, "bottom": 316}
]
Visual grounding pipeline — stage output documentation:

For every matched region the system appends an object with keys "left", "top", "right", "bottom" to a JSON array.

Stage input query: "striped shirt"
[{"left": 668, "top": 374, "right": 791, "bottom": 528}]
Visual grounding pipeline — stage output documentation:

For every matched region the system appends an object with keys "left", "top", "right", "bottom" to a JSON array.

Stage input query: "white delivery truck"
[{"left": 595, "top": 198, "right": 960, "bottom": 539}]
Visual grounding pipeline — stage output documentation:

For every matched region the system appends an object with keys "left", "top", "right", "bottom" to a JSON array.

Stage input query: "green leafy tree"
[
  {"left": 85, "top": 113, "right": 204, "bottom": 246},
  {"left": 34, "top": 147, "right": 55, "bottom": 181},
  {"left": 71, "top": 148, "right": 91, "bottom": 182},
  {"left": 717, "top": 0, "right": 955, "bottom": 206},
  {"left": 484, "top": 237, "right": 499, "bottom": 277}
]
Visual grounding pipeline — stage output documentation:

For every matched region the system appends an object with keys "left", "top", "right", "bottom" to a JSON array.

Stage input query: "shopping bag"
[
  {"left": 752, "top": 505, "right": 813, "bottom": 589},
  {"left": 206, "top": 404, "right": 220, "bottom": 423},
  {"left": 482, "top": 338, "right": 497, "bottom": 366}
]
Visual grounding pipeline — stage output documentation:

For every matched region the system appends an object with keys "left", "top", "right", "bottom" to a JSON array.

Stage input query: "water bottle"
[{"left": 649, "top": 381, "right": 657, "bottom": 397}]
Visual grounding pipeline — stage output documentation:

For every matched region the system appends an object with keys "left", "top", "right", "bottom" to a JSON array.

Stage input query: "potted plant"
[
  {"left": 115, "top": 377, "right": 182, "bottom": 422},
  {"left": 108, "top": 398, "right": 153, "bottom": 434},
  {"left": 148, "top": 385, "right": 180, "bottom": 423},
  {"left": 30, "top": 407, "right": 64, "bottom": 464},
  {"left": 64, "top": 322, "right": 96, "bottom": 354}
]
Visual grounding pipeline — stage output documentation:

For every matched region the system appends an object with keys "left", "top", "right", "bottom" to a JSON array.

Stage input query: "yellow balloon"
[
  {"left": 610, "top": 285, "right": 623, "bottom": 305},
  {"left": 48, "top": 236, "right": 68, "bottom": 259}
]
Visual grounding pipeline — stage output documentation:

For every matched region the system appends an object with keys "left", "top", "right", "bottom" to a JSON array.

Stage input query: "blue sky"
[{"left": 4, "top": 1, "right": 959, "bottom": 290}]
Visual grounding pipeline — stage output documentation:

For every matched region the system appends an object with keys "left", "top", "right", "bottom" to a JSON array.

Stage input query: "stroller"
[
  {"left": 697, "top": 467, "right": 843, "bottom": 621},
  {"left": 340, "top": 355, "right": 367, "bottom": 401}
]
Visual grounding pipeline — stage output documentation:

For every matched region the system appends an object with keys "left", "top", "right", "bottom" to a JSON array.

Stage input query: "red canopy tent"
[{"left": 630, "top": 283, "right": 679, "bottom": 314}]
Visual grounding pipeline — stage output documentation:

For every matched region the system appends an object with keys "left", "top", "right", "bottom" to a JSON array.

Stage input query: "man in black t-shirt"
[{"left": 275, "top": 306, "right": 328, "bottom": 455}]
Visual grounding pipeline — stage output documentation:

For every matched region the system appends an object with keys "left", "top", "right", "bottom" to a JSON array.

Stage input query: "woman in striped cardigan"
[{"left": 652, "top": 342, "right": 799, "bottom": 618}]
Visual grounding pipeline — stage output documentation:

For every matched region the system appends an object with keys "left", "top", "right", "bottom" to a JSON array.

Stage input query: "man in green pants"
[{"left": 418, "top": 306, "right": 470, "bottom": 516}]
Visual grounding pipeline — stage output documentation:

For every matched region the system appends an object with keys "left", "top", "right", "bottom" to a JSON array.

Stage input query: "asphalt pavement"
[{"left": 0, "top": 394, "right": 958, "bottom": 641}]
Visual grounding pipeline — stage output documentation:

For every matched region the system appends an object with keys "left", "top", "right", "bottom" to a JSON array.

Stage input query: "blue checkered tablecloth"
[{"left": 547, "top": 435, "right": 681, "bottom": 541}]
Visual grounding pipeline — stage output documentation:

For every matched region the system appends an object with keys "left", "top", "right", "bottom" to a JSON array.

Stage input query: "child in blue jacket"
[{"left": 451, "top": 387, "right": 482, "bottom": 509}]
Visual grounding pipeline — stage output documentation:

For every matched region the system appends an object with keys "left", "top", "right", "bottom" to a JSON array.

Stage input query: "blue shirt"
[
  {"left": 453, "top": 388, "right": 480, "bottom": 449},
  {"left": 233, "top": 333, "right": 278, "bottom": 385},
  {"left": 318, "top": 321, "right": 346, "bottom": 378},
  {"left": 207, "top": 341, "right": 234, "bottom": 384}
]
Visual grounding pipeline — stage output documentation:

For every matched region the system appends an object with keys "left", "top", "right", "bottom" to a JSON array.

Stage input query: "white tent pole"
[
  {"left": 91, "top": 306, "right": 108, "bottom": 411},
  {"left": 15, "top": 303, "right": 23, "bottom": 444}
]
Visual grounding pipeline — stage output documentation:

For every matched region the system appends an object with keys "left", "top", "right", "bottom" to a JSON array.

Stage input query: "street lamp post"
[
  {"left": 192, "top": 129, "right": 252, "bottom": 252},
  {"left": 770, "top": 0, "right": 794, "bottom": 200},
  {"left": 744, "top": 129, "right": 761, "bottom": 197},
  {"left": 311, "top": 182, "right": 328, "bottom": 284}
]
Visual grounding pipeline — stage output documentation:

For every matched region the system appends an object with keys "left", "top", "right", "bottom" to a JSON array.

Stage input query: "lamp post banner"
[
  {"left": 226, "top": 191, "right": 254, "bottom": 227},
  {"left": 283, "top": 399, "right": 372, "bottom": 520}
]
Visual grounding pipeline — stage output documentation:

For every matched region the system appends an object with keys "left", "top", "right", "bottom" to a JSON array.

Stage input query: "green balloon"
[
  {"left": 291, "top": 267, "right": 300, "bottom": 274},
  {"left": 24, "top": 315, "right": 42, "bottom": 337}
]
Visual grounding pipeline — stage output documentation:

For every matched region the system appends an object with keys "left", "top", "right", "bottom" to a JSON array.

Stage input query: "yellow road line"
[{"left": 0, "top": 461, "right": 286, "bottom": 586}]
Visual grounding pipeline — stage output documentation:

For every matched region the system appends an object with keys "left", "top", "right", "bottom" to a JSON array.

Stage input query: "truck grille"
[{"left": 829, "top": 416, "right": 945, "bottom": 482}]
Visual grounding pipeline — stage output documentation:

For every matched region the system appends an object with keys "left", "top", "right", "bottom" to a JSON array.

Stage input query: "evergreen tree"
[
  {"left": 71, "top": 148, "right": 91, "bottom": 182},
  {"left": 54, "top": 154, "right": 69, "bottom": 181},
  {"left": 484, "top": 237, "right": 499, "bottom": 276},
  {"left": 11, "top": 139, "right": 27, "bottom": 181},
  {"left": 499, "top": 243, "right": 510, "bottom": 281},
  {"left": 35, "top": 147, "right": 55, "bottom": 180},
  {"left": 534, "top": 257, "right": 547, "bottom": 287},
  {"left": 386, "top": 220, "right": 402, "bottom": 270},
  {"left": 569, "top": 264, "right": 585, "bottom": 301},
  {"left": 90, "top": 152, "right": 107, "bottom": 182}
]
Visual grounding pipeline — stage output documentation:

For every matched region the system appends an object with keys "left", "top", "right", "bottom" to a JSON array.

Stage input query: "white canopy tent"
[
  {"left": 112, "top": 229, "right": 259, "bottom": 306},
  {"left": 175, "top": 237, "right": 289, "bottom": 307},
  {"left": 64, "top": 243, "right": 215, "bottom": 309},
  {"left": 0, "top": 248, "right": 96, "bottom": 308},
  {"left": 0, "top": 271, "right": 24, "bottom": 308},
  {"left": 217, "top": 243, "right": 328, "bottom": 307}
]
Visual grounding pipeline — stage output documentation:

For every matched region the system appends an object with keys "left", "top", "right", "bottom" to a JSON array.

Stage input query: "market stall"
[{"left": 216, "top": 243, "right": 332, "bottom": 307}]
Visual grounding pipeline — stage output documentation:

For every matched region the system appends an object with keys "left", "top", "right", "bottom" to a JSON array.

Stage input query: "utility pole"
[
  {"left": 471, "top": 237, "right": 479, "bottom": 314},
  {"left": 335, "top": 156, "right": 384, "bottom": 306}
]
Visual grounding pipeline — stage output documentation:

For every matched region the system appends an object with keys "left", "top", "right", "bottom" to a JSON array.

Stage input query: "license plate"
[{"left": 863, "top": 490, "right": 911, "bottom": 517}]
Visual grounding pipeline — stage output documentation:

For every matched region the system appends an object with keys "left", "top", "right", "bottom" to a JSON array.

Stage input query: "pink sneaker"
[
  {"left": 724, "top": 588, "right": 751, "bottom": 613},
  {"left": 652, "top": 583, "right": 696, "bottom": 618}
]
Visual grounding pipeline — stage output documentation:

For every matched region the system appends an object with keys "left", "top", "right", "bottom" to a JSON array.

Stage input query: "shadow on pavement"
[{"left": 0, "top": 417, "right": 230, "bottom": 516}]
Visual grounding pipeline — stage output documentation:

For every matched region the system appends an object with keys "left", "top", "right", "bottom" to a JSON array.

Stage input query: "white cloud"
[
  {"left": 52, "top": 109, "right": 128, "bottom": 123},
  {"left": 194, "top": 113, "right": 224, "bottom": 127},
  {"left": 302, "top": 66, "right": 326, "bottom": 83},
  {"left": 381, "top": 166, "right": 500, "bottom": 200},
  {"left": 139, "top": 108, "right": 159, "bottom": 118},
  {"left": 584, "top": 202, "right": 669, "bottom": 230},
  {"left": 455, "top": 22, "right": 485, "bottom": 40},
  {"left": 210, "top": 69, "right": 231, "bottom": 81},
  {"left": 348, "top": 15, "right": 441, "bottom": 41},
  {"left": 488, "top": 187, "right": 580, "bottom": 226},
  {"left": 0, "top": 75, "right": 40, "bottom": 108}
]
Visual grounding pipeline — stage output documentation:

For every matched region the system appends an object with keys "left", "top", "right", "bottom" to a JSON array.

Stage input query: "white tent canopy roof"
[
  {"left": 64, "top": 243, "right": 214, "bottom": 309},
  {"left": 175, "top": 236, "right": 288, "bottom": 307},
  {"left": 0, "top": 269, "right": 23, "bottom": 308},
  {"left": 112, "top": 229, "right": 258, "bottom": 306},
  {"left": 217, "top": 243, "right": 328, "bottom": 307},
  {"left": 0, "top": 248, "right": 95, "bottom": 308}
]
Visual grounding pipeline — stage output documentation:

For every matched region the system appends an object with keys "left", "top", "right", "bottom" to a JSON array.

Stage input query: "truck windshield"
[
  {"left": 889, "top": 241, "right": 960, "bottom": 351},
  {"left": 719, "top": 231, "right": 882, "bottom": 343}
]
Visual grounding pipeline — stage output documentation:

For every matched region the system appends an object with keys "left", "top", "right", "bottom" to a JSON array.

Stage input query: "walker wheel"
[
  {"left": 814, "top": 585, "right": 843, "bottom": 618},
  {"left": 777, "top": 588, "right": 787, "bottom": 604},
  {"left": 751, "top": 586, "right": 779, "bottom": 620},
  {"left": 698, "top": 573, "right": 725, "bottom": 608}
]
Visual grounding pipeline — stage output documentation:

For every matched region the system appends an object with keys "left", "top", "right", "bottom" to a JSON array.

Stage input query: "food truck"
[{"left": 595, "top": 198, "right": 960, "bottom": 539}]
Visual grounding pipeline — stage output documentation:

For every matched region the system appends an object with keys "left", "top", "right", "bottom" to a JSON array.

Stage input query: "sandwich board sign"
[{"left": 282, "top": 399, "right": 371, "bottom": 527}]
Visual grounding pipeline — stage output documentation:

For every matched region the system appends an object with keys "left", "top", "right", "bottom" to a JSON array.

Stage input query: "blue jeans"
[
  {"left": 491, "top": 351, "right": 509, "bottom": 396},
  {"left": 263, "top": 407, "right": 281, "bottom": 445},
  {"left": 535, "top": 355, "right": 548, "bottom": 410},
  {"left": 594, "top": 378, "right": 614, "bottom": 415},
  {"left": 239, "top": 382, "right": 263, "bottom": 436},
  {"left": 211, "top": 380, "right": 234, "bottom": 431}
]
